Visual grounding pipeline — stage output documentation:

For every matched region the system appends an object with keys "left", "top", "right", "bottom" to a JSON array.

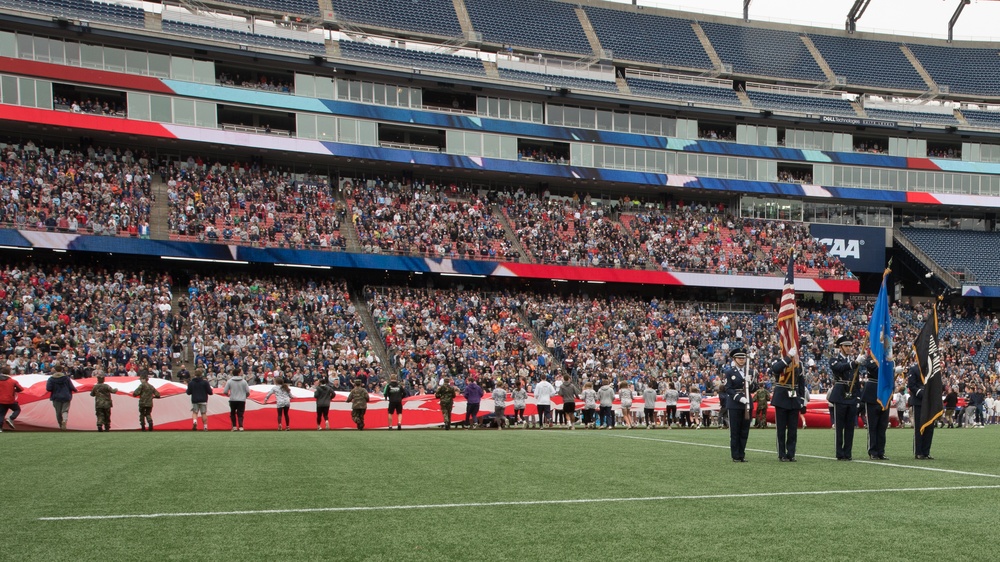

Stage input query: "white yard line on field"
[
  {"left": 600, "top": 432, "right": 1000, "bottom": 479},
  {"left": 38, "top": 484, "right": 1000, "bottom": 521}
]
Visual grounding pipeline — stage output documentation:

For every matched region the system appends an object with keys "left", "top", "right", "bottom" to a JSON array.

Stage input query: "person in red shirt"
[{"left": 0, "top": 367, "right": 24, "bottom": 431}]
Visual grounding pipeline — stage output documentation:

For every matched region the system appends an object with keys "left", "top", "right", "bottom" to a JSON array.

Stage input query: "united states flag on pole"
[{"left": 777, "top": 253, "right": 799, "bottom": 382}]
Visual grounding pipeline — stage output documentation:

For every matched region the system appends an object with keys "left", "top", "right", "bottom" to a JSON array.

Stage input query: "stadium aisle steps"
[
  {"left": 575, "top": 7, "right": 604, "bottom": 58},
  {"left": 483, "top": 60, "right": 499, "bottom": 79},
  {"left": 490, "top": 205, "right": 529, "bottom": 263},
  {"left": 337, "top": 191, "right": 361, "bottom": 252},
  {"left": 144, "top": 11, "right": 161, "bottom": 31},
  {"left": 735, "top": 89, "right": 753, "bottom": 108},
  {"left": 953, "top": 109, "right": 969, "bottom": 126},
  {"left": 348, "top": 283, "right": 398, "bottom": 378},
  {"left": 898, "top": 45, "right": 939, "bottom": 92},
  {"left": 452, "top": 0, "right": 475, "bottom": 39},
  {"left": 690, "top": 22, "right": 725, "bottom": 72},
  {"left": 150, "top": 175, "right": 172, "bottom": 240},
  {"left": 799, "top": 35, "right": 837, "bottom": 83}
]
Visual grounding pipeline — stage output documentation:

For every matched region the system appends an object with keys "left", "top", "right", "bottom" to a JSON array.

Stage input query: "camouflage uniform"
[
  {"left": 90, "top": 381, "right": 116, "bottom": 431},
  {"left": 754, "top": 387, "right": 770, "bottom": 428},
  {"left": 132, "top": 379, "right": 161, "bottom": 430},
  {"left": 435, "top": 384, "right": 458, "bottom": 430},
  {"left": 347, "top": 386, "right": 369, "bottom": 430}
]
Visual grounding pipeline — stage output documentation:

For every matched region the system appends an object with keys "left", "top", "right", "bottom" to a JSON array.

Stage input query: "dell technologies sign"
[{"left": 809, "top": 224, "right": 886, "bottom": 273}]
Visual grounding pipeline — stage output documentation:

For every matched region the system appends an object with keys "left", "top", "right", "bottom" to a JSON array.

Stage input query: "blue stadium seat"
[
  {"left": 627, "top": 78, "right": 741, "bottom": 107},
  {"left": 746, "top": 90, "right": 855, "bottom": 116},
  {"left": 162, "top": 21, "right": 326, "bottom": 55},
  {"left": 582, "top": 6, "right": 712, "bottom": 70},
  {"left": 219, "top": 0, "right": 320, "bottom": 17},
  {"left": 902, "top": 228, "right": 1000, "bottom": 284},
  {"left": 864, "top": 108, "right": 958, "bottom": 126},
  {"left": 907, "top": 43, "right": 1000, "bottom": 97},
  {"left": 809, "top": 34, "right": 926, "bottom": 92},
  {"left": 0, "top": 0, "right": 145, "bottom": 27},
  {"left": 464, "top": 0, "right": 592, "bottom": 55},
  {"left": 497, "top": 69, "right": 618, "bottom": 94},
  {"left": 330, "top": 0, "right": 461, "bottom": 37},
  {"left": 962, "top": 109, "right": 1000, "bottom": 128},
  {"left": 339, "top": 41, "right": 486, "bottom": 76},
  {"left": 699, "top": 22, "right": 825, "bottom": 82}
]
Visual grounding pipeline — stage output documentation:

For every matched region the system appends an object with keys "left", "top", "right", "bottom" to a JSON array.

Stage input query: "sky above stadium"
[{"left": 606, "top": 0, "right": 1000, "bottom": 41}]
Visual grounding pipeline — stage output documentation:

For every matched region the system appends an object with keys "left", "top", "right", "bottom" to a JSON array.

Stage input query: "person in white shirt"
[{"left": 532, "top": 375, "right": 555, "bottom": 429}]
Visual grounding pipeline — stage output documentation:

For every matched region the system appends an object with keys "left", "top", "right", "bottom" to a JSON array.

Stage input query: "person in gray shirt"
[{"left": 223, "top": 367, "right": 251, "bottom": 431}]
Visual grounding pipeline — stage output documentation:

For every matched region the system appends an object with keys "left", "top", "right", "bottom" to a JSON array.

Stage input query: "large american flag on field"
[{"left": 777, "top": 253, "right": 799, "bottom": 384}]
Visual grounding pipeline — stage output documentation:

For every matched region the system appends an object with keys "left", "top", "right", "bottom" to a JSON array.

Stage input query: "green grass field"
[{"left": 4, "top": 425, "right": 998, "bottom": 561}]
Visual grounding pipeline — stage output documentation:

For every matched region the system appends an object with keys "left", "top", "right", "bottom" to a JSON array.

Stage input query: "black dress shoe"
[
  {"left": 779, "top": 458, "right": 789, "bottom": 462},
  {"left": 915, "top": 455, "right": 926, "bottom": 460},
  {"left": 870, "top": 455, "right": 879, "bottom": 460},
  {"left": 787, "top": 457, "right": 797, "bottom": 462},
  {"left": 879, "top": 455, "right": 890, "bottom": 460},
  {"left": 924, "top": 456, "right": 934, "bottom": 460}
]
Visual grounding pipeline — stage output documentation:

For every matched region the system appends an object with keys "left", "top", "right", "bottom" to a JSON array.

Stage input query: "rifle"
[{"left": 743, "top": 360, "right": 752, "bottom": 421}]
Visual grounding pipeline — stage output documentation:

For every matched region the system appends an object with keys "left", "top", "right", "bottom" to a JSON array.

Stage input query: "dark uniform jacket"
[
  {"left": 829, "top": 353, "right": 863, "bottom": 405},
  {"left": 723, "top": 364, "right": 758, "bottom": 410},
  {"left": 906, "top": 365, "right": 924, "bottom": 407},
  {"left": 769, "top": 357, "right": 807, "bottom": 410},
  {"left": 859, "top": 359, "right": 884, "bottom": 405}
]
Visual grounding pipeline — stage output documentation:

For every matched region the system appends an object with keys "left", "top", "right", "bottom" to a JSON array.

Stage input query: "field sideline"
[{"left": 4, "top": 425, "right": 998, "bottom": 561}]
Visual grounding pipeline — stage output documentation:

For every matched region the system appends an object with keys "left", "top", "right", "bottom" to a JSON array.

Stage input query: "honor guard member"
[
  {"left": 907, "top": 362, "right": 935, "bottom": 460},
  {"left": 861, "top": 357, "right": 891, "bottom": 460},
  {"left": 769, "top": 341, "right": 808, "bottom": 462},
  {"left": 724, "top": 347, "right": 757, "bottom": 462},
  {"left": 829, "top": 335, "right": 865, "bottom": 460}
]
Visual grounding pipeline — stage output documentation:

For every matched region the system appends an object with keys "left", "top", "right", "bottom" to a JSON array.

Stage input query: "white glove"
[
  {"left": 856, "top": 353, "right": 867, "bottom": 364},
  {"left": 738, "top": 396, "right": 748, "bottom": 405}
]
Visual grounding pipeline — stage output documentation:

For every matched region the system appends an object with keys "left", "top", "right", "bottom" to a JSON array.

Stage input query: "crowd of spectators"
[
  {"left": 184, "top": 274, "right": 382, "bottom": 390},
  {"left": 366, "top": 285, "right": 546, "bottom": 395},
  {"left": 928, "top": 147, "right": 961, "bottom": 159},
  {"left": 503, "top": 193, "right": 644, "bottom": 268},
  {"left": 53, "top": 96, "right": 127, "bottom": 117},
  {"left": 0, "top": 261, "right": 177, "bottom": 379},
  {"left": 517, "top": 149, "right": 568, "bottom": 165},
  {"left": 624, "top": 200, "right": 847, "bottom": 277},
  {"left": 854, "top": 142, "right": 886, "bottom": 154},
  {"left": 778, "top": 170, "right": 813, "bottom": 184},
  {"left": 700, "top": 129, "right": 736, "bottom": 142},
  {"left": 347, "top": 177, "right": 520, "bottom": 260},
  {"left": 0, "top": 140, "right": 153, "bottom": 236},
  {"left": 1, "top": 258, "right": 997, "bottom": 416},
  {"left": 217, "top": 73, "right": 293, "bottom": 94},
  {"left": 165, "top": 158, "right": 345, "bottom": 249}
]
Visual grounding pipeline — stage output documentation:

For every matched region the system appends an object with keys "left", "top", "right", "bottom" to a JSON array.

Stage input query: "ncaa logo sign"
[
  {"left": 817, "top": 238, "right": 864, "bottom": 259},
  {"left": 809, "top": 223, "right": 885, "bottom": 273}
]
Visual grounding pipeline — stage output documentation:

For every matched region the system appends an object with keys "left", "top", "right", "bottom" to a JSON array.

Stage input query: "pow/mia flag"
[{"left": 913, "top": 305, "right": 943, "bottom": 435}]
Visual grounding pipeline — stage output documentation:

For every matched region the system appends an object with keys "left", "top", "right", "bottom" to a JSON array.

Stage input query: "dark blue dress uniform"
[
  {"left": 907, "top": 365, "right": 935, "bottom": 459},
  {"left": 770, "top": 356, "right": 806, "bottom": 462},
  {"left": 829, "top": 336, "right": 863, "bottom": 460},
  {"left": 724, "top": 348, "right": 757, "bottom": 462},
  {"left": 860, "top": 359, "right": 891, "bottom": 460}
]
